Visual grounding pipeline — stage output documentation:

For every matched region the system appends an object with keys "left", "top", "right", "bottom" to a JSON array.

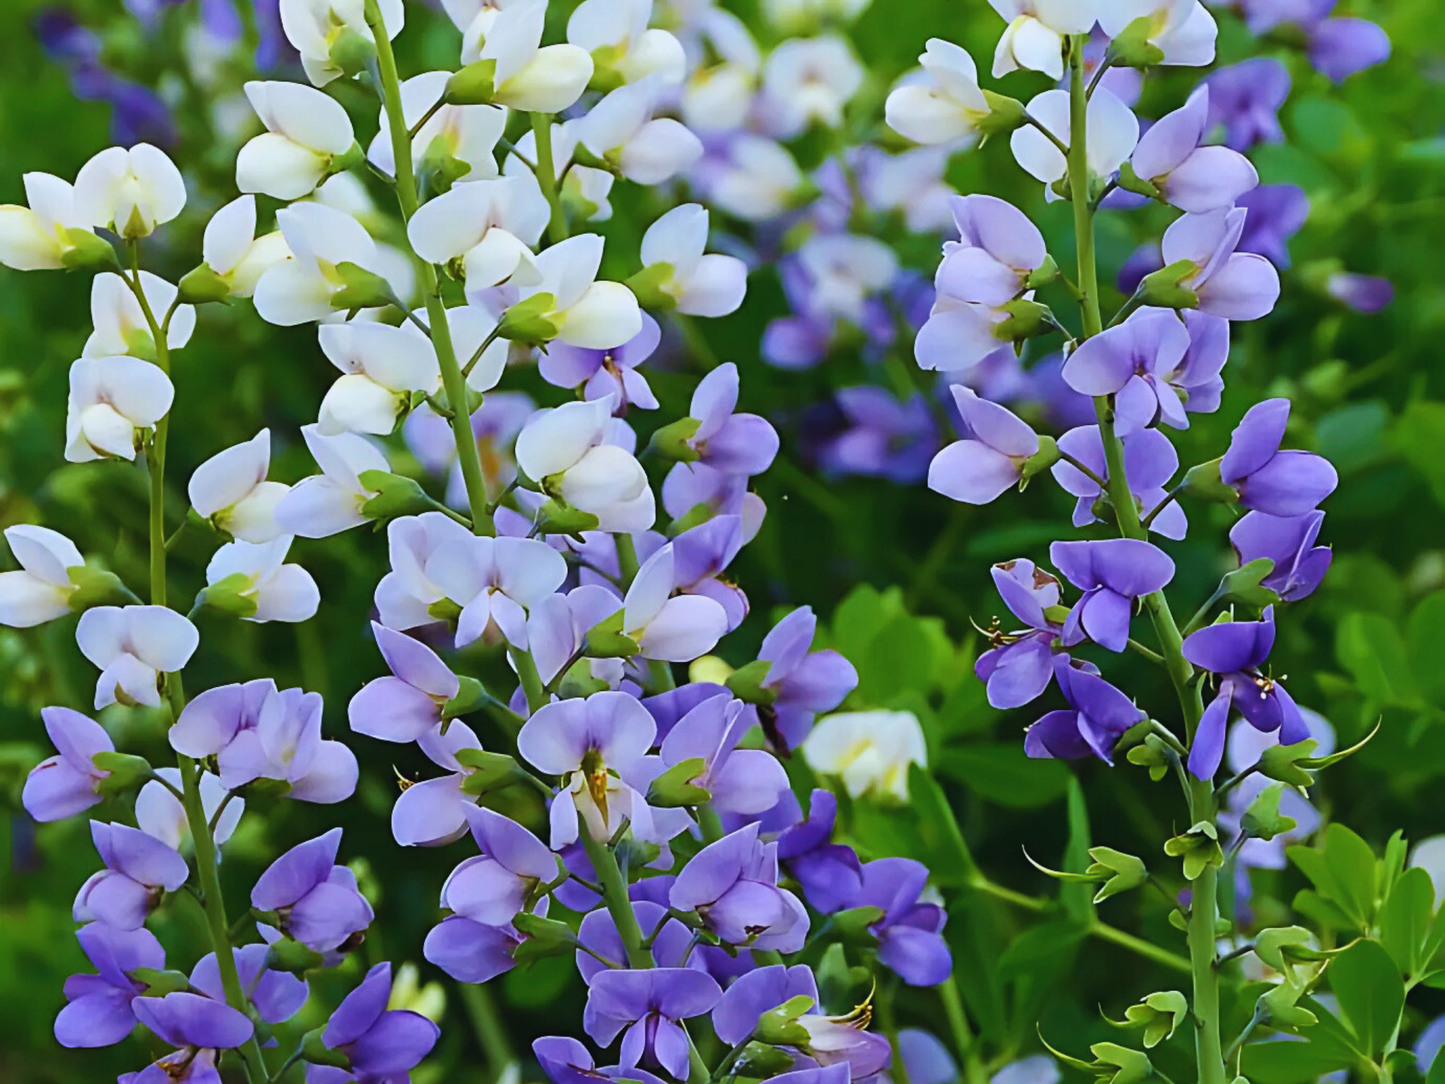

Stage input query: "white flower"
[
  {"left": 0, "top": 173, "right": 94, "bottom": 271},
  {"left": 75, "top": 605, "right": 200, "bottom": 709},
  {"left": 514, "top": 233, "right": 643, "bottom": 350},
  {"left": 65, "top": 356, "right": 175, "bottom": 463},
  {"left": 803, "top": 709, "right": 928, "bottom": 802},
  {"left": 1011, "top": 87, "right": 1139, "bottom": 192},
  {"left": 274, "top": 424, "right": 390, "bottom": 538},
  {"left": 423, "top": 534, "right": 568, "bottom": 648},
  {"left": 479, "top": 0, "right": 594, "bottom": 113},
  {"left": 989, "top": 0, "right": 1097, "bottom": 79},
  {"left": 201, "top": 197, "right": 292, "bottom": 299},
  {"left": 137, "top": 768, "right": 243, "bottom": 850},
  {"left": 859, "top": 147, "right": 957, "bottom": 233},
  {"left": 623, "top": 544, "right": 728, "bottom": 662},
  {"left": 72, "top": 144, "right": 186, "bottom": 239},
  {"left": 760, "top": 36, "right": 863, "bottom": 138},
  {"left": 1097, "top": 0, "right": 1216, "bottom": 67},
  {"left": 443, "top": 0, "right": 528, "bottom": 62},
  {"left": 795, "top": 234, "right": 899, "bottom": 323},
  {"left": 317, "top": 321, "right": 440, "bottom": 435},
  {"left": 83, "top": 272, "right": 196, "bottom": 358},
  {"left": 237, "top": 81, "right": 357, "bottom": 200},
  {"left": 279, "top": 0, "right": 404, "bottom": 87},
  {"left": 369, "top": 72, "right": 507, "bottom": 184},
  {"left": 885, "top": 39, "right": 993, "bottom": 147},
  {"left": 575, "top": 79, "right": 703, "bottom": 185},
  {"left": 253, "top": 202, "right": 384, "bottom": 326},
  {"left": 0, "top": 525, "right": 83, "bottom": 627},
  {"left": 206, "top": 538, "right": 321, "bottom": 623},
  {"left": 189, "top": 430, "right": 291, "bottom": 543},
  {"left": 374, "top": 512, "right": 478, "bottom": 630},
  {"left": 680, "top": 10, "right": 760, "bottom": 134},
  {"left": 639, "top": 204, "right": 748, "bottom": 317},
  {"left": 514, "top": 398, "right": 655, "bottom": 531},
  {"left": 567, "top": 0, "right": 686, "bottom": 87},
  {"left": 705, "top": 136, "right": 804, "bottom": 222},
  {"left": 406, "top": 175, "right": 550, "bottom": 296}
]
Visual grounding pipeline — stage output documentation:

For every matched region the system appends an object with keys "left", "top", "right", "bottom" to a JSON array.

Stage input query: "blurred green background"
[{"left": 0, "top": 0, "right": 1443, "bottom": 1081}]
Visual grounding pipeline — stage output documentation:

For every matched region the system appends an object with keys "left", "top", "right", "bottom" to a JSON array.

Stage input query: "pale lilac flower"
[
  {"left": 128, "top": 992, "right": 253, "bottom": 1084},
  {"left": 424, "top": 534, "right": 568, "bottom": 649},
  {"left": 135, "top": 768, "right": 244, "bottom": 851},
  {"left": 712, "top": 963, "right": 818, "bottom": 1044},
  {"left": 756, "top": 606, "right": 857, "bottom": 751},
  {"left": 1161, "top": 206, "right": 1281, "bottom": 321},
  {"left": 660, "top": 693, "right": 788, "bottom": 817},
  {"left": 976, "top": 559, "right": 1063, "bottom": 709},
  {"left": 1051, "top": 539, "right": 1175, "bottom": 652},
  {"left": 820, "top": 388, "right": 938, "bottom": 485},
  {"left": 854, "top": 857, "right": 951, "bottom": 986},
  {"left": 540, "top": 313, "right": 662, "bottom": 411},
  {"left": 439, "top": 806, "right": 557, "bottom": 927},
  {"left": 1204, "top": 59, "right": 1290, "bottom": 152},
  {"left": 1129, "top": 88, "right": 1257, "bottom": 213},
  {"left": 190, "top": 945, "right": 308, "bottom": 1027},
  {"left": 76, "top": 605, "right": 199, "bottom": 710},
  {"left": 1236, "top": 185, "right": 1309, "bottom": 269},
  {"left": 682, "top": 363, "right": 779, "bottom": 477},
  {"left": 760, "top": 36, "right": 862, "bottom": 138},
  {"left": 1220, "top": 399, "right": 1338, "bottom": 516},
  {"left": 1051, "top": 425, "right": 1188, "bottom": 539},
  {"left": 74, "top": 821, "right": 188, "bottom": 929},
  {"left": 250, "top": 827, "right": 373, "bottom": 952},
  {"left": 22, "top": 706, "right": 114, "bottom": 822},
  {"left": 1230, "top": 511, "right": 1332, "bottom": 602},
  {"left": 929, "top": 387, "right": 1039, "bottom": 504},
  {"left": 623, "top": 542, "right": 730, "bottom": 662},
  {"left": 583, "top": 968, "right": 722, "bottom": 1080},
  {"left": 305, "top": 963, "right": 439, "bottom": 1084},
  {"left": 349, "top": 623, "right": 459, "bottom": 744},
  {"left": 55, "top": 923, "right": 165, "bottom": 1047},
  {"left": 391, "top": 721, "right": 486, "bottom": 847},
  {"left": 670, "top": 822, "right": 809, "bottom": 951},
  {"left": 777, "top": 790, "right": 863, "bottom": 913}
]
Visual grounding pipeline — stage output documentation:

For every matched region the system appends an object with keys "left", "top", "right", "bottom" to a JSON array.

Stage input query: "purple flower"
[
  {"left": 643, "top": 682, "right": 731, "bottom": 743},
  {"left": 74, "top": 822, "right": 188, "bottom": 930},
  {"left": 391, "top": 721, "right": 484, "bottom": 847},
  {"left": 250, "top": 828, "right": 373, "bottom": 952},
  {"left": 22, "top": 706, "right": 114, "bottom": 822},
  {"left": 1025, "top": 658, "right": 1146, "bottom": 765},
  {"left": 712, "top": 963, "right": 819, "bottom": 1044},
  {"left": 55, "top": 923, "right": 165, "bottom": 1048},
  {"left": 1237, "top": 185, "right": 1310, "bottom": 269},
  {"left": 439, "top": 806, "right": 557, "bottom": 927},
  {"left": 894, "top": 1031, "right": 958, "bottom": 1084},
  {"left": 1052, "top": 425, "right": 1188, "bottom": 540},
  {"left": 307, "top": 964, "right": 440, "bottom": 1084},
  {"left": 853, "top": 858, "right": 951, "bottom": 987},
  {"left": 1162, "top": 208, "right": 1281, "bottom": 322},
  {"left": 424, "top": 913, "right": 528, "bottom": 985},
  {"left": 670, "top": 823, "right": 809, "bottom": 951},
  {"left": 348, "top": 623, "right": 459, "bottom": 744},
  {"left": 127, "top": 992, "right": 254, "bottom": 1084},
  {"left": 1130, "top": 88, "right": 1258, "bottom": 213},
  {"left": 756, "top": 606, "right": 858, "bottom": 752},
  {"left": 777, "top": 790, "right": 864, "bottom": 914},
  {"left": 928, "top": 387, "right": 1039, "bottom": 505},
  {"left": 540, "top": 312, "right": 662, "bottom": 412},
  {"left": 819, "top": 388, "right": 939, "bottom": 484},
  {"left": 1327, "top": 273, "right": 1394, "bottom": 314},
  {"left": 1183, "top": 608, "right": 1306, "bottom": 779},
  {"left": 662, "top": 462, "right": 766, "bottom": 539},
  {"left": 1051, "top": 539, "right": 1176, "bottom": 653},
  {"left": 671, "top": 514, "right": 750, "bottom": 631},
  {"left": 660, "top": 693, "right": 789, "bottom": 817},
  {"left": 1230, "top": 511, "right": 1332, "bottom": 602},
  {"left": 534, "top": 1036, "right": 669, "bottom": 1084},
  {"left": 577, "top": 900, "right": 691, "bottom": 982},
  {"left": 975, "top": 559, "right": 1063, "bottom": 710},
  {"left": 1307, "top": 17, "right": 1391, "bottom": 82},
  {"left": 1203, "top": 59, "right": 1291, "bottom": 152},
  {"left": 1062, "top": 309, "right": 1228, "bottom": 436},
  {"left": 583, "top": 968, "right": 723, "bottom": 1080},
  {"left": 685, "top": 363, "right": 780, "bottom": 477},
  {"left": 190, "top": 945, "right": 308, "bottom": 1026},
  {"left": 1220, "top": 399, "right": 1338, "bottom": 516}
]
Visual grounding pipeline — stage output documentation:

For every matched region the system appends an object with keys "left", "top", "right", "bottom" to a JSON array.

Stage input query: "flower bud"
[
  {"left": 1104, "top": 991, "right": 1188, "bottom": 1048},
  {"left": 1163, "top": 821, "right": 1222, "bottom": 881},
  {"left": 498, "top": 294, "right": 560, "bottom": 345}
]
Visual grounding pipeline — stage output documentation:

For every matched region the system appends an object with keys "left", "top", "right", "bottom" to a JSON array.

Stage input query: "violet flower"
[
  {"left": 974, "top": 559, "right": 1063, "bottom": 710},
  {"left": 1052, "top": 425, "right": 1188, "bottom": 540},
  {"left": 777, "top": 790, "right": 864, "bottom": 914},
  {"left": 306, "top": 964, "right": 440, "bottom": 1084},
  {"left": 534, "top": 1036, "right": 669, "bottom": 1084},
  {"left": 55, "top": 922, "right": 165, "bottom": 1048},
  {"left": 583, "top": 968, "right": 723, "bottom": 1080},
  {"left": 670, "top": 823, "right": 809, "bottom": 951},
  {"left": 1161, "top": 207, "right": 1281, "bottom": 322},
  {"left": 250, "top": 828, "right": 373, "bottom": 952},
  {"left": 1024, "top": 658, "right": 1146, "bottom": 765},
  {"left": 1220, "top": 399, "right": 1338, "bottom": 516},
  {"left": 1183, "top": 608, "right": 1307, "bottom": 780},
  {"left": 438, "top": 806, "right": 557, "bottom": 928},
  {"left": 712, "top": 963, "right": 819, "bottom": 1044},
  {"left": 577, "top": 900, "right": 692, "bottom": 982},
  {"left": 819, "top": 388, "right": 939, "bottom": 485},
  {"left": 1129, "top": 88, "right": 1258, "bottom": 213},
  {"left": 671, "top": 514, "right": 750, "bottom": 631},
  {"left": 1327, "top": 272, "right": 1394, "bottom": 314},
  {"left": 660, "top": 693, "right": 790, "bottom": 818},
  {"left": 1203, "top": 59, "right": 1290, "bottom": 152},
  {"left": 1050, "top": 539, "right": 1176, "bottom": 653},
  {"left": 756, "top": 606, "right": 858, "bottom": 752},
  {"left": 1230, "top": 510, "right": 1332, "bottom": 602},
  {"left": 684, "top": 363, "right": 780, "bottom": 477},
  {"left": 190, "top": 945, "right": 308, "bottom": 1027},
  {"left": 391, "top": 720, "right": 484, "bottom": 847},
  {"left": 74, "top": 822, "right": 188, "bottom": 930},
  {"left": 127, "top": 992, "right": 254, "bottom": 1084},
  {"left": 424, "top": 913, "right": 529, "bottom": 986},
  {"left": 928, "top": 387, "right": 1040, "bottom": 505},
  {"left": 854, "top": 858, "right": 951, "bottom": 987},
  {"left": 1237, "top": 185, "right": 1309, "bottom": 269},
  {"left": 662, "top": 461, "right": 767, "bottom": 540},
  {"left": 540, "top": 311, "right": 662, "bottom": 411},
  {"left": 1238, "top": 1, "right": 1391, "bottom": 82},
  {"left": 22, "top": 705, "right": 114, "bottom": 822},
  {"left": 348, "top": 623, "right": 459, "bottom": 744}
]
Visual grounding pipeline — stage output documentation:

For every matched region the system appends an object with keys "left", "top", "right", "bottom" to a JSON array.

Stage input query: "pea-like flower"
[
  {"left": 1159, "top": 207, "right": 1280, "bottom": 321},
  {"left": 189, "top": 945, "right": 309, "bottom": 1029},
  {"left": 576, "top": 80, "right": 703, "bottom": 185},
  {"left": 636, "top": 204, "right": 748, "bottom": 317},
  {"left": 712, "top": 962, "right": 818, "bottom": 1045},
  {"left": 679, "top": 363, "right": 780, "bottom": 477},
  {"left": 515, "top": 398, "right": 655, "bottom": 531},
  {"left": 1024, "top": 657, "right": 1145, "bottom": 764},
  {"left": 0, "top": 171, "right": 94, "bottom": 271},
  {"left": 305, "top": 963, "right": 440, "bottom": 1084},
  {"left": 760, "top": 36, "right": 863, "bottom": 138},
  {"left": 315, "top": 322, "right": 441, "bottom": 436},
  {"left": 74, "top": 821, "right": 188, "bottom": 929},
  {"left": 22, "top": 706, "right": 114, "bottom": 822},
  {"left": 54, "top": 922, "right": 164, "bottom": 1047},
  {"left": 660, "top": 693, "right": 789, "bottom": 816},
  {"left": 1128, "top": 88, "right": 1257, "bottom": 213},
  {"left": 0, "top": 525, "right": 84, "bottom": 627},
  {"left": 583, "top": 968, "right": 723, "bottom": 1080},
  {"left": 250, "top": 827, "right": 373, "bottom": 952},
  {"left": 976, "top": 559, "right": 1064, "bottom": 709},
  {"left": 470, "top": 0, "right": 595, "bottom": 113},
  {"left": 390, "top": 720, "right": 484, "bottom": 846},
  {"left": 539, "top": 311, "right": 661, "bottom": 410},
  {"left": 368, "top": 71, "right": 507, "bottom": 183},
  {"left": 1097, "top": 0, "right": 1217, "bottom": 67},
  {"left": 83, "top": 272, "right": 195, "bottom": 358},
  {"left": 511, "top": 233, "right": 644, "bottom": 350},
  {"left": 199, "top": 196, "right": 292, "bottom": 299},
  {"left": 1012, "top": 87, "right": 1139, "bottom": 193},
  {"left": 566, "top": 0, "right": 686, "bottom": 88},
  {"left": 670, "top": 822, "right": 809, "bottom": 950},
  {"left": 425, "top": 533, "right": 568, "bottom": 648},
  {"left": 237, "top": 81, "right": 356, "bottom": 200},
  {"left": 1051, "top": 424, "right": 1187, "bottom": 539},
  {"left": 253, "top": 202, "right": 387, "bottom": 326},
  {"left": 72, "top": 143, "right": 185, "bottom": 239},
  {"left": 1051, "top": 538, "right": 1175, "bottom": 653},
  {"left": 989, "top": 1, "right": 1098, "bottom": 79},
  {"left": 279, "top": 0, "right": 404, "bottom": 87},
  {"left": 776, "top": 790, "right": 864, "bottom": 913},
  {"left": 855, "top": 857, "right": 952, "bottom": 986},
  {"left": 407, "top": 175, "right": 550, "bottom": 296},
  {"left": 349, "top": 622, "right": 459, "bottom": 743},
  {"left": 439, "top": 805, "right": 557, "bottom": 926},
  {"left": 623, "top": 542, "right": 730, "bottom": 662},
  {"left": 128, "top": 991, "right": 254, "bottom": 1084},
  {"left": 135, "top": 767, "right": 244, "bottom": 850},
  {"left": 205, "top": 538, "right": 320, "bottom": 624},
  {"left": 885, "top": 39, "right": 993, "bottom": 147},
  {"left": 1229, "top": 510, "right": 1332, "bottom": 602},
  {"left": 274, "top": 425, "right": 390, "bottom": 539},
  {"left": 699, "top": 135, "right": 807, "bottom": 222},
  {"left": 803, "top": 710, "right": 927, "bottom": 803},
  {"left": 76, "top": 604, "right": 199, "bottom": 709},
  {"left": 189, "top": 429, "right": 290, "bottom": 543},
  {"left": 1220, "top": 399, "right": 1338, "bottom": 516},
  {"left": 755, "top": 606, "right": 858, "bottom": 750},
  {"left": 929, "top": 387, "right": 1040, "bottom": 505}
]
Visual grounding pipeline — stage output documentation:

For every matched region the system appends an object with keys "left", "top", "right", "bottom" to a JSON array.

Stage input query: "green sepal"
[
  {"left": 1181, "top": 457, "right": 1240, "bottom": 505},
  {"left": 358, "top": 471, "right": 436, "bottom": 522},
  {"left": 1104, "top": 990, "right": 1188, "bottom": 1048},
  {"left": 237, "top": 777, "right": 294, "bottom": 807},
  {"left": 569, "top": 141, "right": 616, "bottom": 173},
  {"left": 825, "top": 905, "right": 884, "bottom": 946},
  {"left": 123, "top": 327, "right": 159, "bottom": 363},
  {"left": 992, "top": 298, "right": 1054, "bottom": 342},
  {"left": 61, "top": 228, "right": 120, "bottom": 272},
  {"left": 559, "top": 659, "right": 612, "bottom": 700},
  {"left": 92, "top": 752, "right": 154, "bottom": 796},
  {"left": 977, "top": 90, "right": 1027, "bottom": 136},
  {"left": 1164, "top": 821, "right": 1223, "bottom": 881},
  {"left": 420, "top": 137, "right": 473, "bottom": 195},
  {"left": 196, "top": 573, "right": 259, "bottom": 618},
  {"left": 668, "top": 502, "right": 716, "bottom": 538},
  {"left": 130, "top": 968, "right": 193, "bottom": 997},
  {"left": 616, "top": 835, "right": 660, "bottom": 870},
  {"left": 301, "top": 1027, "right": 351, "bottom": 1069},
  {"left": 1126, "top": 734, "right": 1174, "bottom": 782},
  {"left": 445, "top": 59, "right": 497, "bottom": 104},
  {"left": 1252, "top": 925, "right": 1336, "bottom": 974},
  {"left": 724, "top": 659, "right": 776, "bottom": 706},
  {"left": 1258, "top": 740, "right": 1318, "bottom": 791},
  {"left": 497, "top": 293, "right": 559, "bottom": 345},
  {"left": 534, "top": 499, "right": 602, "bottom": 538},
  {"left": 268, "top": 940, "right": 327, "bottom": 976},
  {"left": 511, "top": 913, "right": 578, "bottom": 964},
  {"left": 330, "top": 261, "right": 394, "bottom": 311},
  {"left": 1219, "top": 558, "right": 1280, "bottom": 608},
  {"left": 585, "top": 610, "right": 641, "bottom": 659},
  {"left": 442, "top": 675, "right": 488, "bottom": 722},
  {"left": 1025, "top": 254, "right": 1060, "bottom": 291},
  {"left": 66, "top": 565, "right": 138, "bottom": 611},
  {"left": 1117, "top": 162, "right": 1161, "bottom": 201},
  {"left": 647, "top": 416, "right": 703, "bottom": 463},
  {"left": 1241, "top": 782, "right": 1299, "bottom": 842},
  {"left": 1106, "top": 16, "right": 1167, "bottom": 69},
  {"left": 427, "top": 597, "right": 463, "bottom": 624},
  {"left": 328, "top": 143, "right": 366, "bottom": 177},
  {"left": 645, "top": 757, "right": 711, "bottom": 808},
  {"left": 1020, "top": 435, "right": 1062, "bottom": 484},
  {"left": 733, "top": 1043, "right": 798, "bottom": 1077},
  {"left": 328, "top": 25, "right": 375, "bottom": 76},
  {"left": 754, "top": 995, "right": 815, "bottom": 1046},
  {"left": 1138, "top": 260, "right": 1201, "bottom": 310},
  {"left": 178, "top": 263, "right": 231, "bottom": 305},
  {"left": 1089, "top": 1043, "right": 1154, "bottom": 1084},
  {"left": 1087, "top": 847, "right": 1150, "bottom": 903},
  {"left": 455, "top": 750, "right": 524, "bottom": 796},
  {"left": 1168, "top": 909, "right": 1189, "bottom": 932},
  {"left": 1257, "top": 981, "right": 1317, "bottom": 1031},
  {"left": 625, "top": 263, "right": 677, "bottom": 311}
]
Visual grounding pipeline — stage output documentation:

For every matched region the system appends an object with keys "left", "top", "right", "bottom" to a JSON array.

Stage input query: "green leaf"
[
  {"left": 934, "top": 743, "right": 1070, "bottom": 809},
  {"left": 1287, "top": 824, "right": 1378, "bottom": 931},
  {"left": 1329, "top": 940, "right": 1405, "bottom": 1058},
  {"left": 1395, "top": 401, "right": 1445, "bottom": 508},
  {"left": 1062, "top": 777, "right": 1094, "bottom": 923},
  {"left": 997, "top": 920, "right": 1087, "bottom": 984},
  {"left": 1336, "top": 611, "right": 1419, "bottom": 707},
  {"left": 906, "top": 764, "right": 979, "bottom": 885},
  {"left": 1407, "top": 591, "right": 1445, "bottom": 704},
  {"left": 1380, "top": 866, "right": 1436, "bottom": 978}
]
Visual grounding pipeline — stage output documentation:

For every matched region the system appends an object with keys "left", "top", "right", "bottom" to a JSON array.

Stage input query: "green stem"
[
  {"left": 459, "top": 983, "right": 517, "bottom": 1082},
  {"left": 530, "top": 113, "right": 568, "bottom": 245},
  {"left": 1066, "top": 48, "right": 1103, "bottom": 341},
  {"left": 939, "top": 977, "right": 989, "bottom": 1084},
  {"left": 1088, "top": 919, "right": 1191, "bottom": 975},
  {"left": 511, "top": 647, "right": 549, "bottom": 714},
  {"left": 580, "top": 830, "right": 654, "bottom": 968},
  {"left": 366, "top": 0, "right": 494, "bottom": 538}
]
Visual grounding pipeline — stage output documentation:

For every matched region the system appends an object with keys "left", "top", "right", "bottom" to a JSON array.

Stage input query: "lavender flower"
[
  {"left": 975, "top": 559, "right": 1063, "bottom": 710},
  {"left": 583, "top": 968, "right": 722, "bottom": 1080},
  {"left": 74, "top": 822, "right": 188, "bottom": 930},
  {"left": 756, "top": 606, "right": 858, "bottom": 752},
  {"left": 929, "top": 387, "right": 1040, "bottom": 505},
  {"left": 1229, "top": 511, "right": 1332, "bottom": 601},
  {"left": 1237, "top": 185, "right": 1309, "bottom": 268},
  {"left": 348, "top": 623, "right": 459, "bottom": 744},
  {"left": 1203, "top": 60, "right": 1290, "bottom": 152},
  {"left": 306, "top": 964, "right": 440, "bottom": 1084},
  {"left": 540, "top": 312, "right": 662, "bottom": 411},
  {"left": 127, "top": 992, "right": 254, "bottom": 1084},
  {"left": 1220, "top": 399, "right": 1338, "bottom": 516},
  {"left": 1052, "top": 426, "right": 1188, "bottom": 539},
  {"left": 1024, "top": 658, "right": 1146, "bottom": 765},
  {"left": 1129, "top": 88, "right": 1258, "bottom": 213},
  {"left": 1051, "top": 539, "right": 1176, "bottom": 653},
  {"left": 659, "top": 693, "right": 789, "bottom": 817},
  {"left": 22, "top": 706, "right": 115, "bottom": 822},
  {"left": 854, "top": 858, "right": 952, "bottom": 986},
  {"left": 250, "top": 828, "right": 373, "bottom": 952},
  {"left": 712, "top": 963, "right": 819, "bottom": 1044},
  {"left": 670, "top": 823, "right": 808, "bottom": 950},
  {"left": 777, "top": 790, "right": 864, "bottom": 914},
  {"left": 55, "top": 923, "right": 165, "bottom": 1047}
]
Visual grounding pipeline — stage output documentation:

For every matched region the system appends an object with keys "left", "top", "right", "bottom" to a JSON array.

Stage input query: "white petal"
[
  {"left": 554, "top": 281, "right": 642, "bottom": 350},
  {"left": 203, "top": 196, "right": 257, "bottom": 277},
  {"left": 251, "top": 564, "right": 321, "bottom": 622},
  {"left": 189, "top": 429, "right": 271, "bottom": 519},
  {"left": 237, "top": 134, "right": 330, "bottom": 201},
  {"left": 495, "top": 45, "right": 595, "bottom": 113},
  {"left": 514, "top": 398, "right": 611, "bottom": 481}
]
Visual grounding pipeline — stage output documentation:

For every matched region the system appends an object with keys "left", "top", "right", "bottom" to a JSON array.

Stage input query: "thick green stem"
[
  {"left": 530, "top": 112, "right": 569, "bottom": 245},
  {"left": 1067, "top": 36, "right": 1225, "bottom": 1084},
  {"left": 580, "top": 830, "right": 654, "bottom": 968},
  {"left": 366, "top": 0, "right": 493, "bottom": 537}
]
